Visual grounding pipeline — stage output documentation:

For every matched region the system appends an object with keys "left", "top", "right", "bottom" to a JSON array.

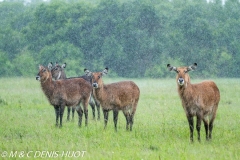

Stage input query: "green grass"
[{"left": 0, "top": 77, "right": 240, "bottom": 160}]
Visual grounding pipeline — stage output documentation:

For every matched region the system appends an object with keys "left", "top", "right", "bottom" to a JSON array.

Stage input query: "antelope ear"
[
  {"left": 47, "top": 63, "right": 53, "bottom": 70},
  {"left": 62, "top": 63, "right": 66, "bottom": 68},
  {"left": 84, "top": 69, "right": 92, "bottom": 76},
  {"left": 102, "top": 67, "right": 108, "bottom": 75},
  {"left": 187, "top": 63, "right": 197, "bottom": 72},
  {"left": 167, "top": 64, "right": 178, "bottom": 73},
  {"left": 39, "top": 65, "right": 46, "bottom": 71}
]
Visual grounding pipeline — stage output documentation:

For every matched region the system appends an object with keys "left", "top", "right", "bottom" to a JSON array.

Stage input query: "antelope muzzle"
[
  {"left": 36, "top": 75, "right": 40, "bottom": 81},
  {"left": 178, "top": 78, "right": 184, "bottom": 86},
  {"left": 92, "top": 83, "right": 98, "bottom": 88}
]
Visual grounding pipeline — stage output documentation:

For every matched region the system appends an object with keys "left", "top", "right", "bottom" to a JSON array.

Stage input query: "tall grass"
[{"left": 0, "top": 77, "right": 239, "bottom": 159}]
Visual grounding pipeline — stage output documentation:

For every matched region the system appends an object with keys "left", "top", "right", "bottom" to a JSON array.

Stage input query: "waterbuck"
[
  {"left": 48, "top": 62, "right": 101, "bottom": 121},
  {"left": 167, "top": 63, "right": 220, "bottom": 142},
  {"left": 50, "top": 62, "right": 67, "bottom": 80},
  {"left": 36, "top": 65, "right": 92, "bottom": 127},
  {"left": 85, "top": 68, "right": 140, "bottom": 131}
]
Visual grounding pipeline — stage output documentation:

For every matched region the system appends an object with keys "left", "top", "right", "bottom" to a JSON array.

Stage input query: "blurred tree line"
[{"left": 0, "top": 0, "right": 239, "bottom": 78}]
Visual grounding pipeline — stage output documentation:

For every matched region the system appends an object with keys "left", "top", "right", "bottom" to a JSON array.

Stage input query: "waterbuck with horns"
[
  {"left": 48, "top": 62, "right": 101, "bottom": 121},
  {"left": 36, "top": 65, "right": 92, "bottom": 127},
  {"left": 167, "top": 63, "right": 220, "bottom": 142},
  {"left": 85, "top": 68, "right": 140, "bottom": 131}
]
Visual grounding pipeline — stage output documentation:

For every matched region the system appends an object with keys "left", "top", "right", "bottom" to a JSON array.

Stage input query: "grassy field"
[{"left": 0, "top": 77, "right": 240, "bottom": 160}]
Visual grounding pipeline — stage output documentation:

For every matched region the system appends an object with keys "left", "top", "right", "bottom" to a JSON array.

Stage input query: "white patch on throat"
[{"left": 57, "top": 72, "right": 61, "bottom": 79}]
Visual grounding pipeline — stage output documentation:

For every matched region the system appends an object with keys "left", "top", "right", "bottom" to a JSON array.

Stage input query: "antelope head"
[
  {"left": 167, "top": 63, "right": 197, "bottom": 87},
  {"left": 84, "top": 68, "right": 108, "bottom": 88}
]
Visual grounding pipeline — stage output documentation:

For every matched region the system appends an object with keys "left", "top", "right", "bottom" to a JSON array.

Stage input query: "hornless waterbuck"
[
  {"left": 167, "top": 63, "right": 220, "bottom": 142},
  {"left": 48, "top": 62, "right": 101, "bottom": 121},
  {"left": 49, "top": 62, "right": 67, "bottom": 79},
  {"left": 36, "top": 65, "right": 92, "bottom": 127},
  {"left": 85, "top": 68, "right": 140, "bottom": 131}
]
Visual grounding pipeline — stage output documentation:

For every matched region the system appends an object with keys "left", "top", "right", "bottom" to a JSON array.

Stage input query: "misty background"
[{"left": 0, "top": 0, "right": 239, "bottom": 78}]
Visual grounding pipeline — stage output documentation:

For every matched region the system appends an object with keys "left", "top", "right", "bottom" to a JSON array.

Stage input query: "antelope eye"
[
  {"left": 42, "top": 69, "right": 46, "bottom": 72},
  {"left": 98, "top": 76, "right": 101, "bottom": 79}
]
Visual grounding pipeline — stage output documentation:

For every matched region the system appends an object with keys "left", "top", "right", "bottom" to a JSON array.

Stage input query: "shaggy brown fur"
[
  {"left": 167, "top": 63, "right": 220, "bottom": 142},
  {"left": 48, "top": 62, "right": 101, "bottom": 121},
  {"left": 85, "top": 68, "right": 140, "bottom": 131},
  {"left": 36, "top": 65, "right": 92, "bottom": 127}
]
